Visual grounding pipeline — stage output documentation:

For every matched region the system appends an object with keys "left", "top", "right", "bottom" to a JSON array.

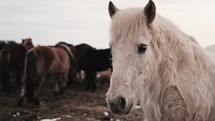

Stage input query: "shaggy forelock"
[{"left": 110, "top": 8, "right": 147, "bottom": 44}]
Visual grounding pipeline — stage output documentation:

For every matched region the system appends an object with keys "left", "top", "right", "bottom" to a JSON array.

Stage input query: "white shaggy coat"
[{"left": 107, "top": 1, "right": 215, "bottom": 121}]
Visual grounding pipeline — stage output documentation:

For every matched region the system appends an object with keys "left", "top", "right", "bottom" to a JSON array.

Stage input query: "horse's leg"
[
  {"left": 54, "top": 73, "right": 68, "bottom": 95},
  {"left": 61, "top": 73, "right": 68, "bottom": 94},
  {"left": 54, "top": 74, "right": 61, "bottom": 95},
  {"left": 85, "top": 71, "right": 97, "bottom": 91},
  {"left": 15, "top": 67, "right": 22, "bottom": 88},
  {"left": 0, "top": 52, "right": 11, "bottom": 91},
  {"left": 16, "top": 79, "right": 26, "bottom": 107},
  {"left": 32, "top": 74, "right": 45, "bottom": 106},
  {"left": 67, "top": 67, "right": 79, "bottom": 85},
  {"left": 85, "top": 70, "right": 91, "bottom": 90},
  {"left": 17, "top": 53, "right": 27, "bottom": 106},
  {"left": 91, "top": 72, "right": 97, "bottom": 91},
  {"left": 0, "top": 69, "right": 10, "bottom": 91}
]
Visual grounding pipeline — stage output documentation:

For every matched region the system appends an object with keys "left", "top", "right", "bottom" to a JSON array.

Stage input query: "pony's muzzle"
[{"left": 106, "top": 96, "right": 132, "bottom": 115}]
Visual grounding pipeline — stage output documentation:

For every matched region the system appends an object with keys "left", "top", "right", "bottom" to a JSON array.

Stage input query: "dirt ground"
[{"left": 0, "top": 72, "right": 143, "bottom": 121}]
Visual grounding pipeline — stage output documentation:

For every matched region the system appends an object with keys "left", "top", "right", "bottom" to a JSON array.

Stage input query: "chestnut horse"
[
  {"left": 17, "top": 42, "right": 72, "bottom": 106},
  {"left": 0, "top": 38, "right": 34, "bottom": 91},
  {"left": 21, "top": 38, "right": 34, "bottom": 50},
  {"left": 106, "top": 0, "right": 215, "bottom": 121}
]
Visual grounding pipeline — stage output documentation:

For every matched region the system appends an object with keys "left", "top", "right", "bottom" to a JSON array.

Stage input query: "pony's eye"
[{"left": 137, "top": 44, "right": 147, "bottom": 54}]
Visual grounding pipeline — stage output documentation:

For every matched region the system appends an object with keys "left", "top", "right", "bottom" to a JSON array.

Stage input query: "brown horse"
[
  {"left": 0, "top": 38, "right": 34, "bottom": 91},
  {"left": 17, "top": 43, "right": 73, "bottom": 106},
  {"left": 21, "top": 38, "right": 34, "bottom": 50}
]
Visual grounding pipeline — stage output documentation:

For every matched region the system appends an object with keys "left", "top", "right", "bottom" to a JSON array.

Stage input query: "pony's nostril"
[
  {"left": 117, "top": 97, "right": 126, "bottom": 111},
  {"left": 107, "top": 96, "right": 128, "bottom": 115}
]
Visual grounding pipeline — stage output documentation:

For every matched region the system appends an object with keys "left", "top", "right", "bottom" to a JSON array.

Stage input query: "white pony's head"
[{"left": 106, "top": 0, "right": 156, "bottom": 115}]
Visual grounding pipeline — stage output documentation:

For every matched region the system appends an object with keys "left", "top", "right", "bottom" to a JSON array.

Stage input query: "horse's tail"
[
  {"left": 0, "top": 51, "right": 10, "bottom": 91},
  {"left": 25, "top": 50, "right": 37, "bottom": 103}
]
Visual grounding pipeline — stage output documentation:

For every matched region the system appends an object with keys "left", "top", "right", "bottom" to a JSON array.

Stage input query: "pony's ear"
[
  {"left": 108, "top": 1, "right": 118, "bottom": 18},
  {"left": 144, "top": 0, "right": 156, "bottom": 24}
]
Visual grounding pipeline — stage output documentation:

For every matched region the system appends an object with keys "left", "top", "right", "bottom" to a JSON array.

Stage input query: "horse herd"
[
  {"left": 0, "top": 38, "right": 112, "bottom": 106},
  {"left": 1, "top": 0, "right": 215, "bottom": 120}
]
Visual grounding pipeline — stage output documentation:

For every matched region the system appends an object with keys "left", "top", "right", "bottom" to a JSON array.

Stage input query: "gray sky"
[{"left": 0, "top": 0, "right": 214, "bottom": 48}]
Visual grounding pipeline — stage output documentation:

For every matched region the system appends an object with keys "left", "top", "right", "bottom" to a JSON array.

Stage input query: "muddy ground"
[{"left": 0, "top": 72, "right": 143, "bottom": 121}]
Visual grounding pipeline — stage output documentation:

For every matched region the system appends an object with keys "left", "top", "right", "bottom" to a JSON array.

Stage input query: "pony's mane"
[
  {"left": 111, "top": 7, "right": 204, "bottom": 60},
  {"left": 111, "top": 7, "right": 215, "bottom": 85},
  {"left": 112, "top": 8, "right": 197, "bottom": 43}
]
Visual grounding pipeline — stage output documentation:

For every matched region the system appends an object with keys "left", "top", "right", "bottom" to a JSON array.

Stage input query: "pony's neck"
[
  {"left": 152, "top": 15, "right": 190, "bottom": 54},
  {"left": 151, "top": 15, "right": 201, "bottom": 69},
  {"left": 149, "top": 15, "right": 190, "bottom": 84},
  {"left": 147, "top": 14, "right": 215, "bottom": 103}
]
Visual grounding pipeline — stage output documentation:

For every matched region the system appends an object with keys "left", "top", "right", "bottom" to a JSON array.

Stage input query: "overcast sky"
[{"left": 0, "top": 0, "right": 214, "bottom": 48}]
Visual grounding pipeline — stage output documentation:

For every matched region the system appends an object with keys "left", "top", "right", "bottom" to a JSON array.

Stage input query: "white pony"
[{"left": 106, "top": 0, "right": 215, "bottom": 121}]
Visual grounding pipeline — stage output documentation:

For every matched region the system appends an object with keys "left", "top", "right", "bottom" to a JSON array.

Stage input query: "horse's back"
[
  {"left": 0, "top": 43, "right": 26, "bottom": 66},
  {"left": 29, "top": 46, "right": 55, "bottom": 74},
  {"left": 80, "top": 48, "right": 111, "bottom": 71},
  {"left": 205, "top": 45, "right": 215, "bottom": 66},
  {"left": 0, "top": 41, "right": 6, "bottom": 51},
  {"left": 32, "top": 46, "right": 55, "bottom": 62},
  {"left": 50, "top": 47, "right": 71, "bottom": 73},
  {"left": 1, "top": 43, "right": 25, "bottom": 52},
  {"left": 31, "top": 46, "right": 70, "bottom": 74},
  {"left": 75, "top": 43, "right": 94, "bottom": 57}
]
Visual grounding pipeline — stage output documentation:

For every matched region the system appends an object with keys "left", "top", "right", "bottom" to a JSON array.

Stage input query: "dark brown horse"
[
  {"left": 0, "top": 38, "right": 34, "bottom": 91},
  {"left": 78, "top": 47, "right": 112, "bottom": 91},
  {"left": 65, "top": 43, "right": 112, "bottom": 91},
  {"left": 0, "top": 41, "right": 16, "bottom": 51},
  {"left": 17, "top": 43, "right": 73, "bottom": 106},
  {"left": 0, "top": 41, "right": 6, "bottom": 51}
]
